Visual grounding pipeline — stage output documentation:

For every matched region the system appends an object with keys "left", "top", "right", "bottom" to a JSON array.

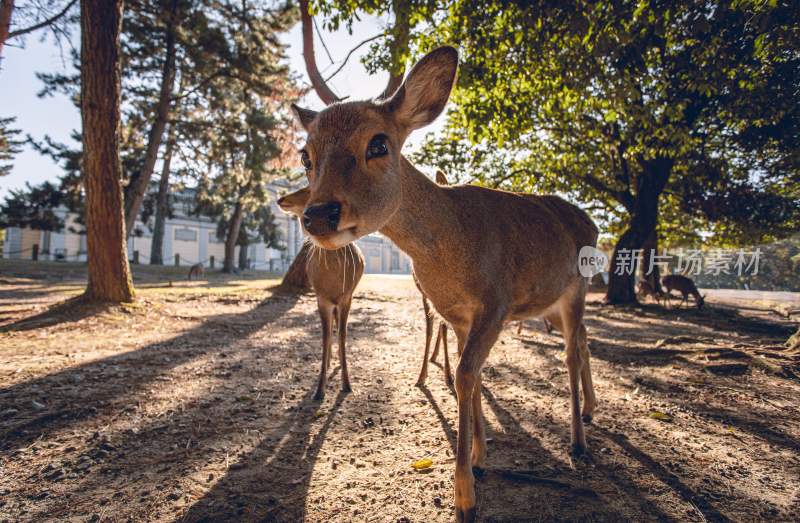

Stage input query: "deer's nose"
[{"left": 303, "top": 201, "right": 341, "bottom": 235}]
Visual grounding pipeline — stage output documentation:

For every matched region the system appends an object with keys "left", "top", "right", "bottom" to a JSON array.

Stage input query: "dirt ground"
[{"left": 1, "top": 260, "right": 799, "bottom": 522}]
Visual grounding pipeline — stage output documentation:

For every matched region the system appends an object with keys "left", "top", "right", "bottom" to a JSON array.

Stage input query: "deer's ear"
[
  {"left": 384, "top": 46, "right": 458, "bottom": 131},
  {"left": 277, "top": 187, "right": 310, "bottom": 217},
  {"left": 435, "top": 170, "right": 449, "bottom": 185},
  {"left": 291, "top": 104, "right": 318, "bottom": 131}
]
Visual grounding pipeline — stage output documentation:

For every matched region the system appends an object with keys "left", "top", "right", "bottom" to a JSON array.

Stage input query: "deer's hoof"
[
  {"left": 415, "top": 377, "right": 426, "bottom": 388},
  {"left": 341, "top": 383, "right": 352, "bottom": 394},
  {"left": 471, "top": 466, "right": 485, "bottom": 479},
  {"left": 313, "top": 389, "right": 325, "bottom": 401},
  {"left": 456, "top": 505, "right": 477, "bottom": 523},
  {"left": 582, "top": 414, "right": 593, "bottom": 424}
]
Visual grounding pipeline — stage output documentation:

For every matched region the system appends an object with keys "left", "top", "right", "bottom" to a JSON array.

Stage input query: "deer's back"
[
  {"left": 662, "top": 274, "right": 697, "bottom": 293},
  {"left": 413, "top": 185, "right": 598, "bottom": 322}
]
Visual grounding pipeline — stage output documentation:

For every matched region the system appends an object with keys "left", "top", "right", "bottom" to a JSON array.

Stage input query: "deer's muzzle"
[{"left": 303, "top": 201, "right": 342, "bottom": 236}]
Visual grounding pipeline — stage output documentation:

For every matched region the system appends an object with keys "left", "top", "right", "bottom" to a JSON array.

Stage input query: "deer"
[
  {"left": 662, "top": 274, "right": 705, "bottom": 309},
  {"left": 416, "top": 169, "right": 454, "bottom": 387},
  {"left": 187, "top": 263, "right": 204, "bottom": 280},
  {"left": 284, "top": 46, "right": 599, "bottom": 522},
  {"left": 278, "top": 187, "right": 365, "bottom": 400},
  {"left": 636, "top": 279, "right": 665, "bottom": 304}
]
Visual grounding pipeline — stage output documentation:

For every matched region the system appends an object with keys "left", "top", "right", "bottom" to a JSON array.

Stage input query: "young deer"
[
  {"left": 636, "top": 279, "right": 665, "bottom": 304},
  {"left": 278, "top": 187, "right": 365, "bottom": 400},
  {"left": 187, "top": 263, "right": 204, "bottom": 280},
  {"left": 416, "top": 169, "right": 453, "bottom": 387},
  {"left": 285, "top": 47, "right": 598, "bottom": 521},
  {"left": 662, "top": 274, "right": 705, "bottom": 309}
]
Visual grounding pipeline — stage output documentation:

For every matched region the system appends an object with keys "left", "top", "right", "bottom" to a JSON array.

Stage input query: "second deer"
[
  {"left": 637, "top": 279, "right": 665, "bottom": 304},
  {"left": 662, "top": 274, "right": 705, "bottom": 309},
  {"left": 278, "top": 187, "right": 365, "bottom": 399}
]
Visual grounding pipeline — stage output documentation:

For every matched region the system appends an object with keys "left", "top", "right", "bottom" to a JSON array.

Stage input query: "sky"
[{"left": 0, "top": 11, "right": 444, "bottom": 198}]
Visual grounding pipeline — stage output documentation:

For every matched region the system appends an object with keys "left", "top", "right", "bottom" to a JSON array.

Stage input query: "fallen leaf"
[
  {"left": 648, "top": 410, "right": 673, "bottom": 422},
  {"left": 410, "top": 458, "right": 433, "bottom": 470}
]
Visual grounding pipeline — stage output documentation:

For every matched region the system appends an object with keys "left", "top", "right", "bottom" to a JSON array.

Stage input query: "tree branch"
[
  {"left": 299, "top": 0, "right": 339, "bottom": 105},
  {"left": 8, "top": 0, "right": 77, "bottom": 39},
  {"left": 378, "top": 0, "right": 409, "bottom": 99},
  {"left": 324, "top": 31, "right": 387, "bottom": 82}
]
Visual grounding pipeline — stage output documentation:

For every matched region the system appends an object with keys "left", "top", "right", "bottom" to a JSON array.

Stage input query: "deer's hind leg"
[
  {"left": 337, "top": 296, "right": 353, "bottom": 393},
  {"left": 314, "top": 298, "right": 335, "bottom": 400},
  {"left": 557, "top": 280, "right": 590, "bottom": 456},
  {"left": 577, "top": 323, "right": 596, "bottom": 423},
  {"left": 417, "top": 295, "right": 434, "bottom": 386},
  {"left": 440, "top": 323, "right": 453, "bottom": 386}
]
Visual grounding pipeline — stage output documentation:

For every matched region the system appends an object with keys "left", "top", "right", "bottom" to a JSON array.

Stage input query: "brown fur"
[
  {"left": 415, "top": 169, "right": 453, "bottom": 387},
  {"left": 662, "top": 274, "right": 705, "bottom": 309},
  {"left": 287, "top": 47, "right": 599, "bottom": 521},
  {"left": 637, "top": 279, "right": 665, "bottom": 304},
  {"left": 187, "top": 263, "right": 204, "bottom": 280},
  {"left": 278, "top": 188, "right": 365, "bottom": 399}
]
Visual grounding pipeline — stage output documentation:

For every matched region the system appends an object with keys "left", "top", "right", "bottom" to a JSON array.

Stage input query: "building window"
[
  {"left": 175, "top": 228, "right": 197, "bottom": 242},
  {"left": 41, "top": 231, "right": 52, "bottom": 254},
  {"left": 208, "top": 232, "right": 223, "bottom": 244},
  {"left": 391, "top": 251, "right": 400, "bottom": 270}
]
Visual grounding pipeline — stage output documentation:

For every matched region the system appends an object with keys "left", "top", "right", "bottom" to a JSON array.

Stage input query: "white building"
[{"left": 1, "top": 179, "right": 412, "bottom": 275}]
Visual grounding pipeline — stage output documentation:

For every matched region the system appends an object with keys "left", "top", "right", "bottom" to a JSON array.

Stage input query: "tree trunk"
[
  {"left": 0, "top": 0, "right": 13, "bottom": 62},
  {"left": 238, "top": 240, "right": 249, "bottom": 271},
  {"left": 123, "top": 0, "right": 178, "bottom": 235},
  {"left": 223, "top": 201, "right": 244, "bottom": 273},
  {"left": 641, "top": 228, "right": 662, "bottom": 293},
  {"left": 606, "top": 158, "right": 673, "bottom": 304},
  {"left": 280, "top": 242, "right": 311, "bottom": 290},
  {"left": 80, "top": 0, "right": 134, "bottom": 303},
  {"left": 149, "top": 123, "right": 175, "bottom": 265}
]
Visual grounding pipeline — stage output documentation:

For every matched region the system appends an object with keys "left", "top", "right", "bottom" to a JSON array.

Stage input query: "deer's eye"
[
  {"left": 366, "top": 134, "right": 388, "bottom": 160},
  {"left": 300, "top": 150, "right": 312, "bottom": 171}
]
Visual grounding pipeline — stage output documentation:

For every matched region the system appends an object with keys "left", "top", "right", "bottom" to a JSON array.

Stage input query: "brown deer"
[
  {"left": 285, "top": 46, "right": 598, "bottom": 521},
  {"left": 187, "top": 263, "right": 204, "bottom": 280},
  {"left": 278, "top": 187, "right": 365, "bottom": 400},
  {"left": 636, "top": 279, "right": 665, "bottom": 304},
  {"left": 662, "top": 274, "right": 705, "bottom": 309},
  {"left": 416, "top": 169, "right": 454, "bottom": 387}
]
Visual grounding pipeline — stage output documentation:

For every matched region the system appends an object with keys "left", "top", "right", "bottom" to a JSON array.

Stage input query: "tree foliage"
[{"left": 410, "top": 0, "right": 799, "bottom": 302}]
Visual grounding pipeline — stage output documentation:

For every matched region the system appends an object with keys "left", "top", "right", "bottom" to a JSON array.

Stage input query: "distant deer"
[
  {"left": 416, "top": 169, "right": 453, "bottom": 387},
  {"left": 278, "top": 187, "right": 365, "bottom": 399},
  {"left": 662, "top": 274, "right": 705, "bottom": 309},
  {"left": 636, "top": 279, "right": 665, "bottom": 304},
  {"left": 187, "top": 263, "right": 204, "bottom": 280},
  {"left": 284, "top": 46, "right": 599, "bottom": 521}
]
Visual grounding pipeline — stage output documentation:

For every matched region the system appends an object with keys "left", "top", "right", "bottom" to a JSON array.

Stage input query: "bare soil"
[{"left": 1, "top": 261, "right": 799, "bottom": 522}]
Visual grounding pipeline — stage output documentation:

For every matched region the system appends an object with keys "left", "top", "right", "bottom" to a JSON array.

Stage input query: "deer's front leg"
[
  {"left": 314, "top": 299, "right": 334, "bottom": 401},
  {"left": 453, "top": 314, "right": 504, "bottom": 523},
  {"left": 337, "top": 297, "right": 352, "bottom": 393}
]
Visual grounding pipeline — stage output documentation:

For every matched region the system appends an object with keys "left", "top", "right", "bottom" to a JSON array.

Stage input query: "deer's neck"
[{"left": 379, "top": 157, "right": 451, "bottom": 265}]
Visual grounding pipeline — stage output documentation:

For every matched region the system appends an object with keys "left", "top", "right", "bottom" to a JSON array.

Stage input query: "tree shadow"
[
  {"left": 0, "top": 292, "right": 302, "bottom": 452},
  {"left": 0, "top": 295, "right": 112, "bottom": 332},
  {"left": 595, "top": 426, "right": 731, "bottom": 522},
  {"left": 479, "top": 386, "right": 637, "bottom": 522},
  {"left": 180, "top": 390, "right": 347, "bottom": 522}
]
